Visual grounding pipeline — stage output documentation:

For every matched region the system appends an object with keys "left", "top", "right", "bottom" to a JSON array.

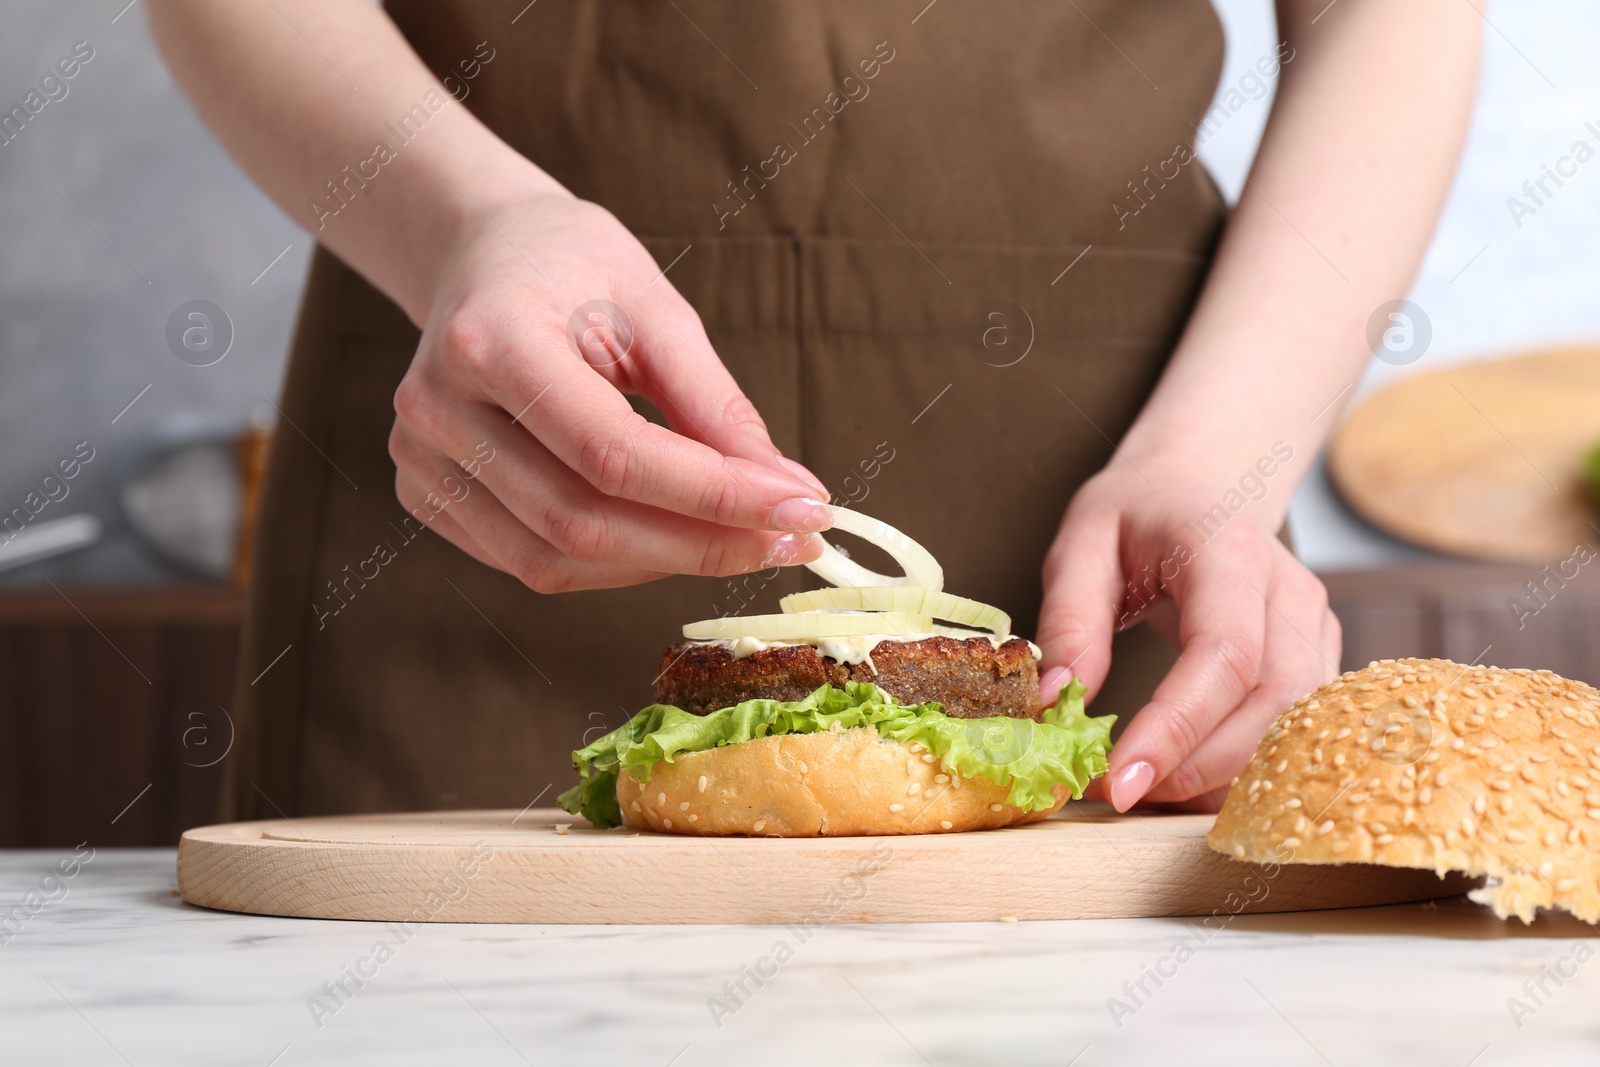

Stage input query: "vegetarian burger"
[{"left": 558, "top": 507, "right": 1114, "bottom": 836}]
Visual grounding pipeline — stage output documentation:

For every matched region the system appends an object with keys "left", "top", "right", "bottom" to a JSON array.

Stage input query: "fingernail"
[
  {"left": 761, "top": 532, "right": 819, "bottom": 569},
  {"left": 1039, "top": 666, "right": 1071, "bottom": 706},
  {"left": 1108, "top": 761, "right": 1155, "bottom": 813},
  {"left": 769, "top": 496, "right": 833, "bottom": 533},
  {"left": 775, "top": 456, "right": 829, "bottom": 497}
]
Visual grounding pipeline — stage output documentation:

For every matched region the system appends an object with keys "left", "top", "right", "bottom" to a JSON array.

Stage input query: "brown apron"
[{"left": 224, "top": 0, "right": 1227, "bottom": 819}]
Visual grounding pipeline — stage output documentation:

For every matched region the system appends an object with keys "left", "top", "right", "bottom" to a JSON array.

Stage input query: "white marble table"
[{"left": 1, "top": 849, "right": 1595, "bottom": 1066}]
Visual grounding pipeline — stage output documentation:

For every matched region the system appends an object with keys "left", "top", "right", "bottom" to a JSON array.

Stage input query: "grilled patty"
[{"left": 653, "top": 636, "right": 1041, "bottom": 720}]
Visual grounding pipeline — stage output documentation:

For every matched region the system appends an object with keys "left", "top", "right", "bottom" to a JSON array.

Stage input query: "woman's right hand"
[{"left": 389, "top": 189, "right": 832, "bottom": 592}]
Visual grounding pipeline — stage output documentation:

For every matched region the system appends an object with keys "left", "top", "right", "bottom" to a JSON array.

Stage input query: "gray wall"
[
  {"left": 0, "top": 1, "right": 1593, "bottom": 586},
  {"left": 0, "top": 0, "right": 309, "bottom": 586}
]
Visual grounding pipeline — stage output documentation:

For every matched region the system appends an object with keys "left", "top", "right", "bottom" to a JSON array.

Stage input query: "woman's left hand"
[{"left": 1034, "top": 464, "right": 1342, "bottom": 813}]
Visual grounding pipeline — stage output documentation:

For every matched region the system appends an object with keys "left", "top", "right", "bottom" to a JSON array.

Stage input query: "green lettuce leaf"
[{"left": 556, "top": 679, "right": 1113, "bottom": 829}]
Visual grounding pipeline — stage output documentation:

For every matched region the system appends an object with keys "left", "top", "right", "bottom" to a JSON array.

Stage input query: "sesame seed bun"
[
  {"left": 616, "top": 727, "right": 1068, "bottom": 836},
  {"left": 1208, "top": 658, "right": 1600, "bottom": 923}
]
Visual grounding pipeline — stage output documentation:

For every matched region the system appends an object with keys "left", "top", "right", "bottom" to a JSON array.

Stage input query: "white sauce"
[{"left": 704, "top": 632, "right": 1043, "bottom": 671}]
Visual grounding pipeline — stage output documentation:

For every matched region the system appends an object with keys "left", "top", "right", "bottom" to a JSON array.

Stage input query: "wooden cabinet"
[
  {"left": 1, "top": 566, "right": 1595, "bottom": 847},
  {"left": 0, "top": 589, "right": 240, "bottom": 848}
]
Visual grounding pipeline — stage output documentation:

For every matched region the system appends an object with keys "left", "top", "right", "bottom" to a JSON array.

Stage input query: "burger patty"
[{"left": 653, "top": 636, "right": 1041, "bottom": 720}]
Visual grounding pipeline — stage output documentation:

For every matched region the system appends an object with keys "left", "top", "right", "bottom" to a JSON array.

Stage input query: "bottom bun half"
[{"left": 616, "top": 726, "right": 1067, "bottom": 836}]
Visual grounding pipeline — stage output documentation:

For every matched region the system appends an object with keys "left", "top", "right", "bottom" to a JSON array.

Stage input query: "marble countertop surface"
[{"left": 2, "top": 849, "right": 1596, "bottom": 1066}]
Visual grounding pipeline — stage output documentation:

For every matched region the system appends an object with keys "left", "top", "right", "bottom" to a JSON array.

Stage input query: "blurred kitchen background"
[{"left": 2, "top": 0, "right": 1598, "bottom": 845}]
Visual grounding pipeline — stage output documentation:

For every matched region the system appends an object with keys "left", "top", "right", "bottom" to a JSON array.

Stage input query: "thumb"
[
  {"left": 1035, "top": 510, "right": 1122, "bottom": 707},
  {"left": 631, "top": 296, "right": 828, "bottom": 497}
]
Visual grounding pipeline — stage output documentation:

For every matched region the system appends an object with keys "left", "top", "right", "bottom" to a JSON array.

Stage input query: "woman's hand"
[
  {"left": 1034, "top": 465, "right": 1341, "bottom": 813},
  {"left": 390, "top": 190, "right": 831, "bottom": 592}
]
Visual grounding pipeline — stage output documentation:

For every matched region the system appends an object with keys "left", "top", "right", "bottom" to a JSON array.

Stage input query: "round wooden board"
[
  {"left": 1328, "top": 346, "right": 1600, "bottom": 564},
  {"left": 177, "top": 805, "right": 1474, "bottom": 924}
]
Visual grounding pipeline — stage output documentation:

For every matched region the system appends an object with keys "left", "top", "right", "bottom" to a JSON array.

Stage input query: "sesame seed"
[
  {"left": 1371, "top": 821, "right": 1389, "bottom": 834},
  {"left": 1588, "top": 809, "right": 1600, "bottom": 821},
  {"left": 1403, "top": 807, "right": 1417, "bottom": 825},
  {"left": 1282, "top": 837, "right": 1303, "bottom": 848},
  {"left": 1389, "top": 678, "right": 1404, "bottom": 689},
  {"left": 907, "top": 782, "right": 921, "bottom": 796},
  {"left": 940, "top": 820, "right": 954, "bottom": 830},
  {"left": 1506, "top": 829, "right": 1528, "bottom": 844},
  {"left": 1234, "top": 845, "right": 1246, "bottom": 859},
  {"left": 923, "top": 788, "right": 937, "bottom": 799},
  {"left": 1285, "top": 798, "right": 1303, "bottom": 809},
  {"left": 1472, "top": 796, "right": 1487, "bottom": 815},
  {"left": 657, "top": 792, "right": 666, "bottom": 805},
  {"left": 1375, "top": 833, "right": 1394, "bottom": 845},
  {"left": 890, "top": 803, "right": 905, "bottom": 812},
  {"left": 1262, "top": 781, "right": 1275, "bottom": 792},
  {"left": 1276, "top": 759, "right": 1289, "bottom": 774},
  {"left": 663, "top": 818, "right": 673, "bottom": 829},
  {"left": 1491, "top": 780, "right": 1512, "bottom": 792},
  {"left": 1435, "top": 772, "right": 1449, "bottom": 787},
  {"left": 631, "top": 800, "right": 642, "bottom": 813},
  {"left": 697, "top": 776, "right": 708, "bottom": 792},
  {"left": 935, "top": 774, "right": 949, "bottom": 784},
  {"left": 999, "top": 915, "right": 1018, "bottom": 923},
  {"left": 1544, "top": 829, "right": 1560, "bottom": 847},
  {"left": 921, "top": 753, "right": 936, "bottom": 764},
  {"left": 1347, "top": 792, "right": 1369, "bottom": 804},
  {"left": 990, "top": 803, "right": 1003, "bottom": 812},
  {"left": 1558, "top": 878, "right": 1578, "bottom": 893},
  {"left": 1500, "top": 797, "right": 1514, "bottom": 814},
  {"left": 1332, "top": 840, "right": 1348, "bottom": 854},
  {"left": 1332, "top": 752, "right": 1344, "bottom": 767},
  {"left": 908, "top": 743, "right": 924, "bottom": 754},
  {"left": 678, "top": 801, "right": 690, "bottom": 811},
  {"left": 798, "top": 761, "right": 809, "bottom": 774},
  {"left": 1318, "top": 820, "right": 1335, "bottom": 835},
  {"left": 753, "top": 819, "right": 766, "bottom": 832},
  {"left": 1558, "top": 781, "right": 1571, "bottom": 797},
  {"left": 1294, "top": 815, "right": 1307, "bottom": 833},
  {"left": 688, "top": 814, "right": 698, "bottom": 823},
  {"left": 1249, "top": 780, "right": 1262, "bottom": 794},
  {"left": 1335, "top": 727, "right": 1352, "bottom": 740}
]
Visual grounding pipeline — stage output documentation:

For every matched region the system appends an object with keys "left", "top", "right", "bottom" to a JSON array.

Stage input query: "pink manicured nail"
[
  {"left": 775, "top": 456, "right": 829, "bottom": 497},
  {"left": 768, "top": 497, "right": 833, "bottom": 533},
  {"left": 1109, "top": 761, "right": 1155, "bottom": 812},
  {"left": 1039, "top": 666, "right": 1071, "bottom": 705},
  {"left": 761, "top": 533, "right": 818, "bottom": 568}
]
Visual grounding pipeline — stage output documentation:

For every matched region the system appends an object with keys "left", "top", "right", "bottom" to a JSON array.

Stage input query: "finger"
[
  {"left": 628, "top": 294, "right": 829, "bottom": 495},
  {"left": 1142, "top": 554, "right": 1339, "bottom": 806},
  {"left": 1035, "top": 508, "right": 1123, "bottom": 707},
  {"left": 392, "top": 470, "right": 499, "bottom": 572},
  {"left": 464, "top": 410, "right": 823, "bottom": 575},
  {"left": 393, "top": 453, "right": 670, "bottom": 593},
  {"left": 424, "top": 317, "right": 832, "bottom": 533},
  {"left": 1104, "top": 531, "right": 1273, "bottom": 812}
]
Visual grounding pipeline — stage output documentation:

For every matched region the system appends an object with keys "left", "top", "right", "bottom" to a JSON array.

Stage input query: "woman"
[{"left": 148, "top": 1, "right": 1478, "bottom": 820}]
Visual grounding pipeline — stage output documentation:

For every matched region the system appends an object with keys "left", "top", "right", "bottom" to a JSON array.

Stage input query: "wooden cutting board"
[
  {"left": 1328, "top": 346, "right": 1600, "bottom": 564},
  {"left": 177, "top": 805, "right": 1472, "bottom": 924}
]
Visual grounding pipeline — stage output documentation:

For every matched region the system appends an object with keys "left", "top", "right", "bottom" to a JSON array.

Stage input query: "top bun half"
[{"left": 1208, "top": 658, "right": 1600, "bottom": 922}]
